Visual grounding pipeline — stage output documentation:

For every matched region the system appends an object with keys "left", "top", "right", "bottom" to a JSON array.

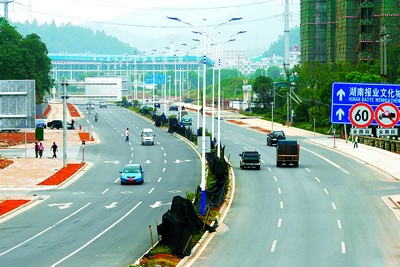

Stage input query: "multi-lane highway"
[
  {"left": 0, "top": 103, "right": 201, "bottom": 266},
  {"left": 2, "top": 103, "right": 400, "bottom": 266},
  {"left": 191, "top": 115, "right": 400, "bottom": 266}
]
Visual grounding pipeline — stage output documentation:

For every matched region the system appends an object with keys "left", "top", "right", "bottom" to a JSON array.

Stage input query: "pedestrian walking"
[
  {"left": 354, "top": 136, "right": 359, "bottom": 148},
  {"left": 50, "top": 142, "right": 58, "bottom": 158},
  {"left": 38, "top": 142, "right": 44, "bottom": 158},
  {"left": 34, "top": 142, "right": 39, "bottom": 158},
  {"left": 125, "top": 128, "right": 129, "bottom": 142}
]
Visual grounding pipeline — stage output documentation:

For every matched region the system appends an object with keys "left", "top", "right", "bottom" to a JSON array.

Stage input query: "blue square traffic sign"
[{"left": 331, "top": 82, "right": 400, "bottom": 125}]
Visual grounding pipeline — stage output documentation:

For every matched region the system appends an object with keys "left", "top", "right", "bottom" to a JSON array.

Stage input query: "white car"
[
  {"left": 141, "top": 128, "right": 155, "bottom": 145},
  {"left": 100, "top": 101, "right": 107, "bottom": 108}
]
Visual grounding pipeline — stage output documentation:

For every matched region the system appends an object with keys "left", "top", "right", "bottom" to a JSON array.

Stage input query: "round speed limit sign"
[{"left": 349, "top": 102, "right": 374, "bottom": 128}]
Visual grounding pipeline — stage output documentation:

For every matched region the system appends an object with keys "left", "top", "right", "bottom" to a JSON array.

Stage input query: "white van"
[{"left": 141, "top": 128, "right": 155, "bottom": 145}]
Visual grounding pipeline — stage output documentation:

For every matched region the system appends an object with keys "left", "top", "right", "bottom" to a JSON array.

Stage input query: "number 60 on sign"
[{"left": 349, "top": 103, "right": 374, "bottom": 128}]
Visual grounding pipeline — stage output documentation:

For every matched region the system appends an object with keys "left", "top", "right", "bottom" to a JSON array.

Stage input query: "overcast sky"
[{"left": 5, "top": 0, "right": 300, "bottom": 56}]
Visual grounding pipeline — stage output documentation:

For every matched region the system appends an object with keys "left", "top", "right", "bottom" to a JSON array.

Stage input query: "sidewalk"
[{"left": 0, "top": 101, "right": 89, "bottom": 191}]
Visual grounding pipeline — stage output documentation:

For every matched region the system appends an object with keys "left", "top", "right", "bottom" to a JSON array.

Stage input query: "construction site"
[{"left": 300, "top": 0, "right": 400, "bottom": 64}]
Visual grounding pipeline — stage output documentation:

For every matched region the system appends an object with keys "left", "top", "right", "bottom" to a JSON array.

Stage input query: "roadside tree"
[{"left": 0, "top": 18, "right": 52, "bottom": 103}]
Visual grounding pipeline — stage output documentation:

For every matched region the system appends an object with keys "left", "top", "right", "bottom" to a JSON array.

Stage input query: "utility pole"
[
  {"left": 380, "top": 25, "right": 388, "bottom": 83},
  {"left": 284, "top": 0, "right": 290, "bottom": 69},
  {"left": 283, "top": 0, "right": 290, "bottom": 124},
  {"left": 1, "top": 0, "right": 14, "bottom": 21}
]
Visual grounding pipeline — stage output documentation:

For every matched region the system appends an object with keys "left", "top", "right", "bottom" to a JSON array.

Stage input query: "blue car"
[
  {"left": 119, "top": 164, "right": 144, "bottom": 185},
  {"left": 181, "top": 115, "right": 192, "bottom": 126},
  {"left": 35, "top": 119, "right": 47, "bottom": 129}
]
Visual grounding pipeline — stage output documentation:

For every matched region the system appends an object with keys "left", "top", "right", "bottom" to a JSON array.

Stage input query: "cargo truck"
[{"left": 276, "top": 140, "right": 300, "bottom": 167}]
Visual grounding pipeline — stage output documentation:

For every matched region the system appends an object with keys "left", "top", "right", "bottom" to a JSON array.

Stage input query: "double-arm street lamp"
[
  {"left": 167, "top": 16, "right": 243, "bottom": 215},
  {"left": 216, "top": 30, "right": 246, "bottom": 158}
]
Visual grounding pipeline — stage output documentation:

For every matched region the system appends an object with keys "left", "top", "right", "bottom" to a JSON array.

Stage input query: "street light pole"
[
  {"left": 174, "top": 53, "right": 177, "bottom": 100},
  {"left": 167, "top": 16, "right": 243, "bottom": 215},
  {"left": 201, "top": 18, "right": 207, "bottom": 215},
  {"left": 217, "top": 33, "right": 221, "bottom": 158},
  {"left": 217, "top": 30, "right": 246, "bottom": 158},
  {"left": 134, "top": 52, "right": 137, "bottom": 100},
  {"left": 211, "top": 66, "right": 215, "bottom": 144},
  {"left": 152, "top": 49, "right": 157, "bottom": 111},
  {"left": 192, "top": 39, "right": 201, "bottom": 134},
  {"left": 61, "top": 79, "right": 68, "bottom": 168},
  {"left": 142, "top": 51, "right": 146, "bottom": 105},
  {"left": 163, "top": 52, "right": 167, "bottom": 115}
]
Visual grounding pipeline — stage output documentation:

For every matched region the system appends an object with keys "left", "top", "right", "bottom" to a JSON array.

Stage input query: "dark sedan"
[
  {"left": 47, "top": 120, "right": 63, "bottom": 129},
  {"left": 267, "top": 130, "right": 286, "bottom": 146}
]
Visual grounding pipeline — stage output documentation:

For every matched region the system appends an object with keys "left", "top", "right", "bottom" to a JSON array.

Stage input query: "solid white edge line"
[
  {"left": 381, "top": 196, "right": 400, "bottom": 222},
  {"left": 301, "top": 147, "right": 350, "bottom": 174},
  {"left": 184, "top": 159, "right": 236, "bottom": 266},
  {"left": 51, "top": 201, "right": 142, "bottom": 267}
]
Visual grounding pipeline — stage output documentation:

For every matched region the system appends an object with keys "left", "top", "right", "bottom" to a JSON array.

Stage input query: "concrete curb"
[
  {"left": 131, "top": 110, "right": 235, "bottom": 266},
  {"left": 0, "top": 195, "right": 49, "bottom": 224}
]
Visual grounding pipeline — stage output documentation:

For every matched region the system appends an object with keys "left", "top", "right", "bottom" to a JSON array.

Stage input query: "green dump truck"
[{"left": 276, "top": 140, "right": 300, "bottom": 167}]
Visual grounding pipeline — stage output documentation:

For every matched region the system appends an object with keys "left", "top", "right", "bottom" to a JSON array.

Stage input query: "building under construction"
[{"left": 300, "top": 0, "right": 400, "bottom": 64}]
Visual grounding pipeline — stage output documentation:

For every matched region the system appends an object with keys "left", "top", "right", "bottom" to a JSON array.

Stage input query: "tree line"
[{"left": 0, "top": 18, "right": 52, "bottom": 103}]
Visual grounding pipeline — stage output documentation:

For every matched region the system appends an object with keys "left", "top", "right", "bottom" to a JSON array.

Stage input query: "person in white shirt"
[{"left": 125, "top": 128, "right": 129, "bottom": 142}]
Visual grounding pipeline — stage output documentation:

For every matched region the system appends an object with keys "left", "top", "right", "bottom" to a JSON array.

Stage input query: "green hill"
[
  {"left": 11, "top": 20, "right": 136, "bottom": 54},
  {"left": 262, "top": 26, "right": 300, "bottom": 57}
]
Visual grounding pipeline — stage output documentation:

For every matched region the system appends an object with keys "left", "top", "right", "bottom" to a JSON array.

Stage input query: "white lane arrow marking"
[
  {"left": 150, "top": 201, "right": 161, "bottom": 208},
  {"left": 144, "top": 160, "right": 152, "bottom": 164},
  {"left": 105, "top": 202, "right": 118, "bottom": 209},
  {"left": 336, "top": 108, "right": 345, "bottom": 120},
  {"left": 48, "top": 203, "right": 72, "bottom": 209},
  {"left": 149, "top": 201, "right": 172, "bottom": 208},
  {"left": 169, "top": 190, "right": 181, "bottom": 193},
  {"left": 337, "top": 89, "right": 346, "bottom": 101}
]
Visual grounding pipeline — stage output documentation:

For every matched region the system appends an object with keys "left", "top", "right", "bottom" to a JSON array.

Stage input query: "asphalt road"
[
  {"left": 0, "top": 103, "right": 201, "bottom": 266},
  {"left": 189, "top": 116, "right": 400, "bottom": 266}
]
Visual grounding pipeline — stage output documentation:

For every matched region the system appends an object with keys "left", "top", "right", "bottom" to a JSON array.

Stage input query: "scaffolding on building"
[{"left": 301, "top": 0, "right": 400, "bottom": 64}]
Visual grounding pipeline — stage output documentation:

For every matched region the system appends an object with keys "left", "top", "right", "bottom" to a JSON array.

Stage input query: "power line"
[{"left": 66, "top": 0, "right": 278, "bottom": 11}]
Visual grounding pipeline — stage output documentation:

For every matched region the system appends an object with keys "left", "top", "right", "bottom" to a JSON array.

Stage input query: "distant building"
[
  {"left": 220, "top": 48, "right": 301, "bottom": 76},
  {"left": 300, "top": 0, "right": 400, "bottom": 63}
]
